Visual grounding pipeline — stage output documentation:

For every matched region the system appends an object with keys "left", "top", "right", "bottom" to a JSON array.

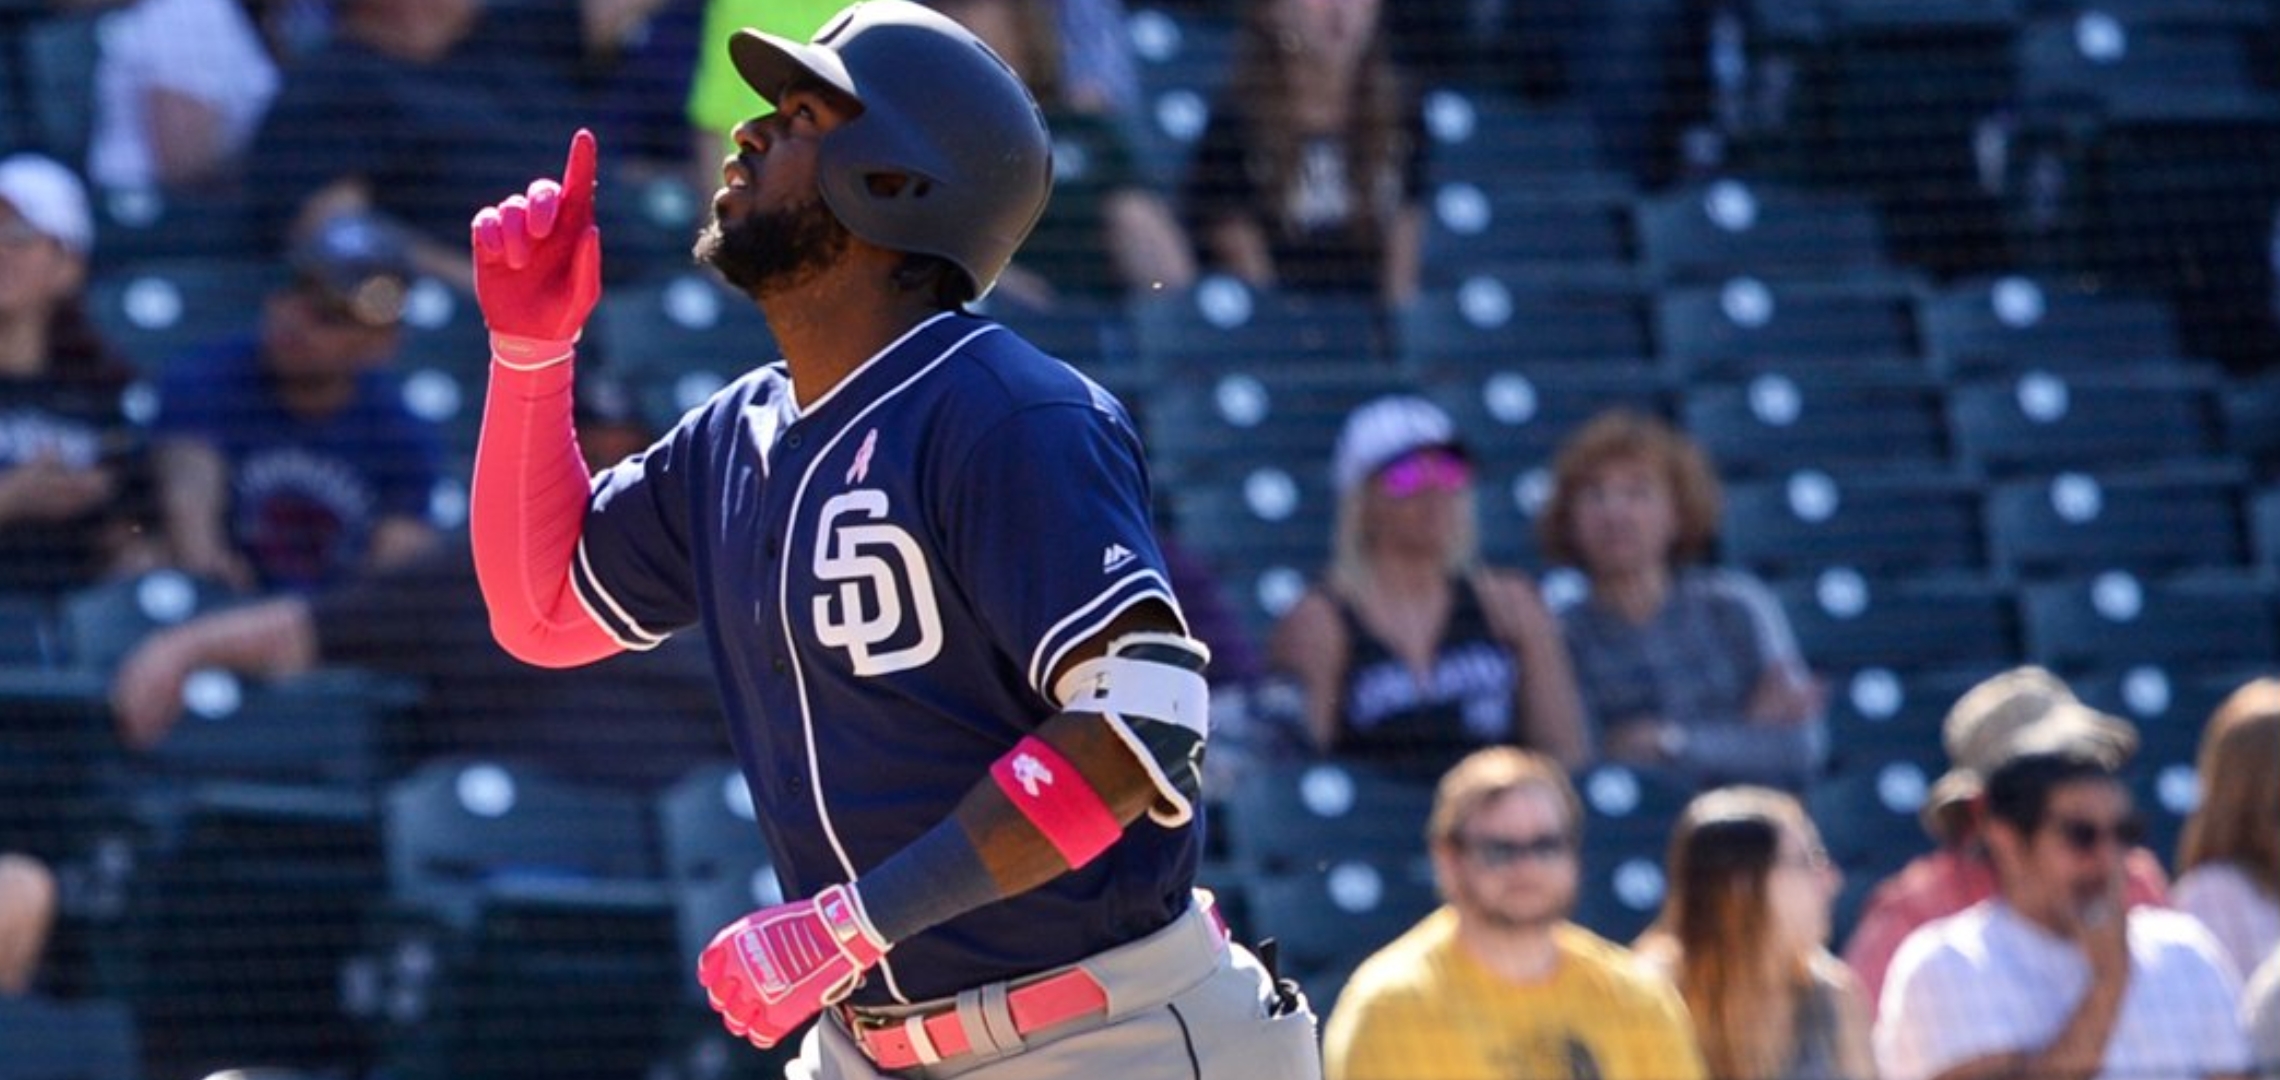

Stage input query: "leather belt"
[
  {"left": 851, "top": 967, "right": 1109, "bottom": 1070},
  {"left": 848, "top": 899, "right": 1232, "bottom": 1071}
]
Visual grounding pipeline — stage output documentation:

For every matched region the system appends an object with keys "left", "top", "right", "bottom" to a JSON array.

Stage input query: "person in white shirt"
[
  {"left": 88, "top": 0, "right": 280, "bottom": 191},
  {"left": 1876, "top": 749, "right": 2251, "bottom": 1080},
  {"left": 2243, "top": 948, "right": 2280, "bottom": 1079},
  {"left": 2173, "top": 678, "right": 2280, "bottom": 981}
]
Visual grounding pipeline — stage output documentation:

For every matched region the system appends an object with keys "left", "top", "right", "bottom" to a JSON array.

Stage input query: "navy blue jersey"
[{"left": 572, "top": 312, "right": 1197, "bottom": 1004}]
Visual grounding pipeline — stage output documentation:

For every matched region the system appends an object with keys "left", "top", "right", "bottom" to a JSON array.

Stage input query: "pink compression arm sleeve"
[{"left": 469, "top": 358, "right": 623, "bottom": 667}]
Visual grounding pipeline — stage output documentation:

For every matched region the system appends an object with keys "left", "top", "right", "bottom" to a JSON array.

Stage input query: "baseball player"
[{"left": 464, "top": 2, "right": 1321, "bottom": 1077}]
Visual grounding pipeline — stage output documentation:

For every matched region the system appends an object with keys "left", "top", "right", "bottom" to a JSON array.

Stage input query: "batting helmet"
[{"left": 729, "top": 0, "right": 1052, "bottom": 301}]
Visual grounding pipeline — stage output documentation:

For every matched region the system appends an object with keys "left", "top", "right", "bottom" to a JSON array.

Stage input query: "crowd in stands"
[{"left": 1, "top": 0, "right": 2279, "bottom": 1075}]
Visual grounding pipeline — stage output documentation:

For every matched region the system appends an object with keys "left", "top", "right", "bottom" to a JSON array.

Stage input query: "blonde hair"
[
  {"left": 1427, "top": 746, "right": 1581, "bottom": 850},
  {"left": 2178, "top": 678, "right": 2280, "bottom": 897},
  {"left": 1656, "top": 787, "right": 1822, "bottom": 1080},
  {"left": 1326, "top": 476, "right": 1481, "bottom": 602},
  {"left": 1536, "top": 408, "right": 1723, "bottom": 570}
]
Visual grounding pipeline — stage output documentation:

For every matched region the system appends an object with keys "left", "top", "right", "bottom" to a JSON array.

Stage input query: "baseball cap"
[
  {"left": 1333, "top": 394, "right": 1467, "bottom": 495},
  {"left": 0, "top": 154, "right": 93, "bottom": 257},
  {"left": 1922, "top": 665, "right": 2139, "bottom": 843},
  {"left": 289, "top": 213, "right": 415, "bottom": 329}
]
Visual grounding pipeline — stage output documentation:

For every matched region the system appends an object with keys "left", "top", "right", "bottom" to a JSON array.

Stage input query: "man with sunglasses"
[
  {"left": 1877, "top": 749, "right": 2250, "bottom": 1080},
  {"left": 153, "top": 212, "right": 443, "bottom": 595},
  {"left": 1324, "top": 746, "right": 1705, "bottom": 1080}
]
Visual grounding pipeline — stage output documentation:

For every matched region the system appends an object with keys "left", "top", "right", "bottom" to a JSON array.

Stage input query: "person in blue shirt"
[{"left": 153, "top": 212, "right": 443, "bottom": 594}]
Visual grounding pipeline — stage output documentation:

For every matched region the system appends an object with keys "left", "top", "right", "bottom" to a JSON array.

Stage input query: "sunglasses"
[
  {"left": 2050, "top": 815, "right": 2143, "bottom": 855},
  {"left": 1379, "top": 449, "right": 1471, "bottom": 498},
  {"left": 1459, "top": 831, "right": 1573, "bottom": 869}
]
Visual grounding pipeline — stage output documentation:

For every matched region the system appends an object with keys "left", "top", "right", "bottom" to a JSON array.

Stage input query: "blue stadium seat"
[
  {"left": 1947, "top": 364, "right": 2229, "bottom": 476},
  {"left": 85, "top": 258, "right": 278, "bottom": 374},
  {"left": 589, "top": 271, "right": 779, "bottom": 430},
  {"left": 2219, "top": 375, "right": 2280, "bottom": 479},
  {"left": 1419, "top": 88, "right": 1624, "bottom": 193},
  {"left": 1653, "top": 276, "right": 1924, "bottom": 379},
  {"left": 0, "top": 993, "right": 139, "bottom": 1080},
  {"left": 1143, "top": 366, "right": 1408, "bottom": 490},
  {"left": 1166, "top": 464, "right": 1332, "bottom": 647},
  {"left": 1920, "top": 274, "right": 2183, "bottom": 378},
  {"left": 653, "top": 763, "right": 796, "bottom": 1080},
  {"left": 0, "top": 591, "right": 61, "bottom": 668},
  {"left": 1398, "top": 266, "right": 1654, "bottom": 371},
  {"left": 1420, "top": 361, "right": 1670, "bottom": 478},
  {"left": 1420, "top": 182, "right": 1637, "bottom": 284},
  {"left": 981, "top": 294, "right": 1144, "bottom": 389},
  {"left": 58, "top": 570, "right": 239, "bottom": 675},
  {"left": 1127, "top": 5, "right": 1233, "bottom": 190},
  {"left": 91, "top": 184, "right": 262, "bottom": 266},
  {"left": 2020, "top": 569, "right": 2278, "bottom": 673},
  {"left": 1774, "top": 570, "right": 2020, "bottom": 673},
  {"left": 2018, "top": 15, "right": 2266, "bottom": 115},
  {"left": 1130, "top": 275, "right": 1389, "bottom": 378},
  {"left": 1571, "top": 834, "right": 1669, "bottom": 945},
  {"left": 1721, "top": 468, "right": 1984, "bottom": 579},
  {"left": 1985, "top": 467, "right": 2246, "bottom": 580},
  {"left": 2253, "top": 486, "right": 2280, "bottom": 577},
  {"left": 1682, "top": 368, "right": 1948, "bottom": 479},
  {"left": 1240, "top": 858, "right": 1437, "bottom": 1012},
  {"left": 1821, "top": 664, "right": 1994, "bottom": 778},
  {"left": 1636, "top": 178, "right": 1894, "bottom": 284},
  {"left": 1221, "top": 761, "right": 1438, "bottom": 880}
]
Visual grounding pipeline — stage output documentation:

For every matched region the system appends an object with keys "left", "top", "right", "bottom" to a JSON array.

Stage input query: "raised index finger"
[{"left": 557, "top": 128, "right": 598, "bottom": 227}]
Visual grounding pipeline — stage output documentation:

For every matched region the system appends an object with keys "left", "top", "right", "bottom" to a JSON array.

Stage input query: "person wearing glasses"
[
  {"left": 1537, "top": 408, "right": 1826, "bottom": 793},
  {"left": 1267, "top": 395, "right": 1587, "bottom": 776},
  {"left": 1875, "top": 749, "right": 2251, "bottom": 1080},
  {"left": 1635, "top": 786, "right": 1874, "bottom": 1080},
  {"left": 1324, "top": 746, "right": 1706, "bottom": 1080},
  {"left": 1842, "top": 667, "right": 2170, "bottom": 1009},
  {"left": 152, "top": 212, "right": 442, "bottom": 595}
]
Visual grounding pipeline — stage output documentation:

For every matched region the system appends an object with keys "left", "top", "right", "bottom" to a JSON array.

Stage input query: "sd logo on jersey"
[{"left": 812, "top": 488, "right": 944, "bottom": 676}]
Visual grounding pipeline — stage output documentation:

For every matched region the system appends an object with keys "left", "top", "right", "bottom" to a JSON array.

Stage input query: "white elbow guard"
[{"left": 1052, "top": 631, "right": 1211, "bottom": 827}]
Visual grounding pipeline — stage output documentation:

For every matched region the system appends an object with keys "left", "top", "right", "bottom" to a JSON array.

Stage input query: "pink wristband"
[{"left": 990, "top": 736, "right": 1123, "bottom": 869}]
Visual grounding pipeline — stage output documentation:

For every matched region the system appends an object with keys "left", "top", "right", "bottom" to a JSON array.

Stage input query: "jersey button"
[
  {"left": 764, "top": 537, "right": 780, "bottom": 560},
  {"left": 772, "top": 656, "right": 788, "bottom": 674},
  {"left": 785, "top": 433, "right": 804, "bottom": 450}
]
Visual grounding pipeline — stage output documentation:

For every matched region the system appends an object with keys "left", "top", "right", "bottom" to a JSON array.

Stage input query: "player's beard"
[
  {"left": 1446, "top": 867, "right": 1572, "bottom": 935},
  {"left": 696, "top": 194, "right": 852, "bottom": 298}
]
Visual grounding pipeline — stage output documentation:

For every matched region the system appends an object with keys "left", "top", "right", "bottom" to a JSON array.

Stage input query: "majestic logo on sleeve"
[
  {"left": 1010, "top": 752, "right": 1053, "bottom": 797},
  {"left": 812, "top": 489, "right": 944, "bottom": 676}
]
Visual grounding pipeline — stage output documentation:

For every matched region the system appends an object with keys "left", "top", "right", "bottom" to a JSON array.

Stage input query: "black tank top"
[{"left": 1331, "top": 576, "right": 1518, "bottom": 772}]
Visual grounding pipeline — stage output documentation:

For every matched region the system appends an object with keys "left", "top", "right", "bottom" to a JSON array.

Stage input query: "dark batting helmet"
[{"left": 729, "top": 0, "right": 1052, "bottom": 301}]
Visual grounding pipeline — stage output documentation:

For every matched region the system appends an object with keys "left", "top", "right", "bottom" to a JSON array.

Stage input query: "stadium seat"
[
  {"left": 6, "top": 13, "right": 99, "bottom": 169},
  {"left": 1919, "top": 274, "right": 2184, "bottom": 378},
  {"left": 1470, "top": 457, "right": 1557, "bottom": 569},
  {"left": 1167, "top": 464, "right": 1331, "bottom": 645},
  {"left": 1126, "top": 4, "right": 1235, "bottom": 186},
  {"left": 1985, "top": 468, "right": 2246, "bottom": 580},
  {"left": 652, "top": 763, "right": 794, "bottom": 1080},
  {"left": 1398, "top": 266, "right": 1655, "bottom": 371},
  {"left": 1420, "top": 361, "right": 1671, "bottom": 480},
  {"left": 1576, "top": 761, "right": 1693, "bottom": 847},
  {"left": 2019, "top": 569, "right": 2278, "bottom": 673},
  {"left": 1419, "top": 88, "right": 1623, "bottom": 193},
  {"left": 393, "top": 276, "right": 491, "bottom": 379},
  {"left": 594, "top": 170, "right": 706, "bottom": 285},
  {"left": 1419, "top": 182, "right": 1637, "bottom": 284},
  {"left": 2219, "top": 375, "right": 2280, "bottom": 479},
  {"left": 1570, "top": 833, "right": 1668, "bottom": 945},
  {"left": 1682, "top": 368, "right": 1948, "bottom": 479},
  {"left": 2073, "top": 663, "right": 2256, "bottom": 769},
  {"left": 1130, "top": 275, "right": 1390, "bottom": 378},
  {"left": 1820, "top": 665, "right": 1993, "bottom": 778},
  {"left": 374, "top": 758, "right": 676, "bottom": 1080},
  {"left": 1143, "top": 366, "right": 1409, "bottom": 489},
  {"left": 981, "top": 293, "right": 1143, "bottom": 389},
  {"left": 589, "top": 271, "right": 779, "bottom": 430},
  {"left": 1774, "top": 570, "right": 2020, "bottom": 674},
  {"left": 1221, "top": 761, "right": 1439, "bottom": 880},
  {"left": 1946, "top": 364, "right": 2229, "bottom": 476},
  {"left": 1806, "top": 757, "right": 1941, "bottom": 938},
  {"left": 91, "top": 183, "right": 261, "bottom": 266},
  {"left": 1653, "top": 276, "right": 1924, "bottom": 379},
  {"left": 0, "top": 591, "right": 60, "bottom": 667},
  {"left": 1635, "top": 178, "right": 1893, "bottom": 284},
  {"left": 0, "top": 993, "right": 139, "bottom": 1080},
  {"left": 2253, "top": 486, "right": 2280, "bottom": 576},
  {"left": 0, "top": 668, "right": 117, "bottom": 866},
  {"left": 57, "top": 570, "right": 238, "bottom": 675},
  {"left": 1720, "top": 468, "right": 1984, "bottom": 580},
  {"left": 2018, "top": 15, "right": 2265, "bottom": 115},
  {"left": 85, "top": 258, "right": 278, "bottom": 374},
  {"left": 1239, "top": 858, "right": 1437, "bottom": 1011}
]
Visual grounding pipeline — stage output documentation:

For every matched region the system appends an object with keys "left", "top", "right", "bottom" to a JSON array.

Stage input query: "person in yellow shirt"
[{"left": 1324, "top": 747, "right": 1708, "bottom": 1080}]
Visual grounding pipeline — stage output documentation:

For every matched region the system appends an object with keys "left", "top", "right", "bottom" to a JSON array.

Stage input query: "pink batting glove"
[
  {"left": 696, "top": 884, "right": 889, "bottom": 1049},
  {"left": 471, "top": 129, "right": 603, "bottom": 369}
]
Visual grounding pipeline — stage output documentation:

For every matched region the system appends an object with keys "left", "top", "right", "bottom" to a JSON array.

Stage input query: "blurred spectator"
[
  {"left": 1051, "top": 0, "right": 1140, "bottom": 122},
  {"left": 114, "top": 376, "right": 727, "bottom": 791},
  {"left": 2246, "top": 949, "right": 2280, "bottom": 1079},
  {"left": 242, "top": 0, "right": 586, "bottom": 286},
  {"left": 0, "top": 154, "right": 158, "bottom": 594},
  {"left": 1635, "top": 786, "right": 1874, "bottom": 1080},
  {"left": 151, "top": 214, "right": 442, "bottom": 595},
  {"left": 1268, "top": 395, "right": 1587, "bottom": 776},
  {"left": 0, "top": 852, "right": 55, "bottom": 995},
  {"left": 1323, "top": 746, "right": 1706, "bottom": 1080},
  {"left": 1874, "top": 749, "right": 2249, "bottom": 1080},
  {"left": 86, "top": 0, "right": 279, "bottom": 193},
  {"left": 2174, "top": 678, "right": 2280, "bottom": 979},
  {"left": 933, "top": 0, "right": 1193, "bottom": 307},
  {"left": 1538, "top": 409, "right": 1824, "bottom": 792},
  {"left": 1181, "top": 0, "right": 1426, "bottom": 307},
  {"left": 1842, "top": 667, "right": 2171, "bottom": 1008}
]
